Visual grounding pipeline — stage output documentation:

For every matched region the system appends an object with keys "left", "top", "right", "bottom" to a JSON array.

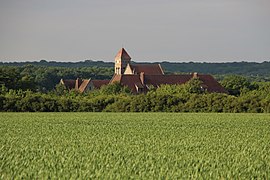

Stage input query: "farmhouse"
[
  {"left": 60, "top": 48, "right": 227, "bottom": 94},
  {"left": 60, "top": 78, "right": 109, "bottom": 93},
  {"left": 110, "top": 48, "right": 227, "bottom": 94}
]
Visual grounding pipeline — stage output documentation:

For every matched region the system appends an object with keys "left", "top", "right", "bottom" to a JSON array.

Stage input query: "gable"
[
  {"left": 110, "top": 74, "right": 146, "bottom": 93},
  {"left": 91, "top": 80, "right": 110, "bottom": 89},
  {"left": 144, "top": 75, "right": 191, "bottom": 87},
  {"left": 197, "top": 75, "right": 227, "bottom": 93},
  {"left": 124, "top": 64, "right": 134, "bottom": 74},
  {"left": 115, "top": 48, "right": 132, "bottom": 60},
  {"left": 60, "top": 78, "right": 97, "bottom": 93},
  {"left": 60, "top": 79, "right": 76, "bottom": 90}
]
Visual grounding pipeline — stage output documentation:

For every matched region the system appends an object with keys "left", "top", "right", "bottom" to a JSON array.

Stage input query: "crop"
[{"left": 0, "top": 113, "right": 270, "bottom": 179}]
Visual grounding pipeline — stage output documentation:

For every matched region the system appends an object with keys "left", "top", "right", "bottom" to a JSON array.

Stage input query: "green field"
[{"left": 0, "top": 113, "right": 270, "bottom": 179}]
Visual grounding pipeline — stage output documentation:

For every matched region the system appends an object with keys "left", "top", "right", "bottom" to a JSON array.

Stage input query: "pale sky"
[{"left": 0, "top": 0, "right": 270, "bottom": 62}]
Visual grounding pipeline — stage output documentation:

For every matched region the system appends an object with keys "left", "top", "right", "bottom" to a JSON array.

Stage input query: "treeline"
[
  {"left": 1, "top": 60, "right": 270, "bottom": 77},
  {"left": 1, "top": 63, "right": 269, "bottom": 93},
  {"left": 0, "top": 60, "right": 114, "bottom": 68},
  {"left": 1, "top": 77, "right": 269, "bottom": 113},
  {"left": 1, "top": 63, "right": 269, "bottom": 113},
  {"left": 160, "top": 61, "right": 270, "bottom": 77},
  {"left": 0, "top": 65, "right": 113, "bottom": 91}
]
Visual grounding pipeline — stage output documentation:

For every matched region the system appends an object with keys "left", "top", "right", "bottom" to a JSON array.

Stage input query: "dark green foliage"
[
  {"left": 221, "top": 75, "right": 256, "bottom": 96},
  {"left": 0, "top": 60, "right": 114, "bottom": 68},
  {"left": 0, "top": 95, "right": 4, "bottom": 111},
  {"left": 0, "top": 65, "right": 113, "bottom": 92},
  {"left": 0, "top": 67, "right": 21, "bottom": 90},
  {"left": 98, "top": 82, "right": 131, "bottom": 95},
  {"left": 184, "top": 78, "right": 205, "bottom": 94},
  {"left": 1, "top": 60, "right": 270, "bottom": 77},
  {"left": 54, "top": 83, "right": 68, "bottom": 96},
  {"left": 0, "top": 63, "right": 269, "bottom": 113},
  {"left": 160, "top": 61, "right": 270, "bottom": 77},
  {"left": 0, "top": 80, "right": 269, "bottom": 113},
  {"left": 104, "top": 96, "right": 132, "bottom": 112}
]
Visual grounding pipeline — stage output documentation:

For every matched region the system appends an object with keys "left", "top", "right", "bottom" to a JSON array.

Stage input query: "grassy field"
[{"left": 0, "top": 113, "right": 270, "bottom": 179}]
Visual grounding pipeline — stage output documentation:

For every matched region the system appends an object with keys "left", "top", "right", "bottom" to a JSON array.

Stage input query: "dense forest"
[
  {"left": 1, "top": 60, "right": 270, "bottom": 77},
  {"left": 0, "top": 61, "right": 269, "bottom": 113},
  {"left": 0, "top": 65, "right": 113, "bottom": 91}
]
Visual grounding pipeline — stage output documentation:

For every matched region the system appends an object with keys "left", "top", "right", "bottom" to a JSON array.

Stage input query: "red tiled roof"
[
  {"left": 144, "top": 74, "right": 191, "bottom": 86},
  {"left": 115, "top": 48, "right": 131, "bottom": 60},
  {"left": 61, "top": 79, "right": 76, "bottom": 90},
  {"left": 110, "top": 74, "right": 145, "bottom": 93},
  {"left": 91, "top": 80, "right": 110, "bottom": 89},
  {"left": 110, "top": 74, "right": 122, "bottom": 84},
  {"left": 110, "top": 73, "right": 227, "bottom": 94},
  {"left": 145, "top": 74, "right": 227, "bottom": 93},
  {"left": 61, "top": 78, "right": 107, "bottom": 93},
  {"left": 129, "top": 64, "right": 164, "bottom": 75},
  {"left": 197, "top": 75, "right": 228, "bottom": 93}
]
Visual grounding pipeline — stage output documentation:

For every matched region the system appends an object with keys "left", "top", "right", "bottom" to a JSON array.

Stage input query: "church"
[
  {"left": 110, "top": 48, "right": 227, "bottom": 94},
  {"left": 60, "top": 48, "right": 227, "bottom": 94}
]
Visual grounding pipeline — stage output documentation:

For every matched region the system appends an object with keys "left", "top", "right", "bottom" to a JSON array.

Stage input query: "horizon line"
[{"left": 1, "top": 59, "right": 270, "bottom": 64}]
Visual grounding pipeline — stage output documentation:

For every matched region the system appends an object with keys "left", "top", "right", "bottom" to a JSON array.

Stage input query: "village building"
[
  {"left": 110, "top": 48, "right": 227, "bottom": 94},
  {"left": 60, "top": 48, "right": 227, "bottom": 94},
  {"left": 60, "top": 78, "right": 109, "bottom": 93}
]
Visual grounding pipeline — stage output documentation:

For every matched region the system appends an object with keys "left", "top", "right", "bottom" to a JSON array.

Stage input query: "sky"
[{"left": 0, "top": 0, "right": 270, "bottom": 62}]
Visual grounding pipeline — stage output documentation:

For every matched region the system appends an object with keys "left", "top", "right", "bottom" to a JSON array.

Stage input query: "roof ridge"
[
  {"left": 132, "top": 63, "right": 159, "bottom": 66},
  {"left": 115, "top": 48, "right": 131, "bottom": 59}
]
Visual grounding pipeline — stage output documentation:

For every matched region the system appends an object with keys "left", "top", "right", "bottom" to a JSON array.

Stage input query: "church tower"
[{"left": 114, "top": 48, "right": 131, "bottom": 74}]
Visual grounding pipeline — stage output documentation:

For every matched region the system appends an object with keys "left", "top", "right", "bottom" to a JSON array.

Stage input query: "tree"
[
  {"left": 221, "top": 75, "right": 253, "bottom": 96},
  {"left": 55, "top": 84, "right": 67, "bottom": 96},
  {"left": 99, "top": 82, "right": 131, "bottom": 95},
  {"left": 184, "top": 78, "right": 205, "bottom": 94}
]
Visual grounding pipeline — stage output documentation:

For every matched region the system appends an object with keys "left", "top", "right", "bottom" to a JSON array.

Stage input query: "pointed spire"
[{"left": 115, "top": 48, "right": 131, "bottom": 60}]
